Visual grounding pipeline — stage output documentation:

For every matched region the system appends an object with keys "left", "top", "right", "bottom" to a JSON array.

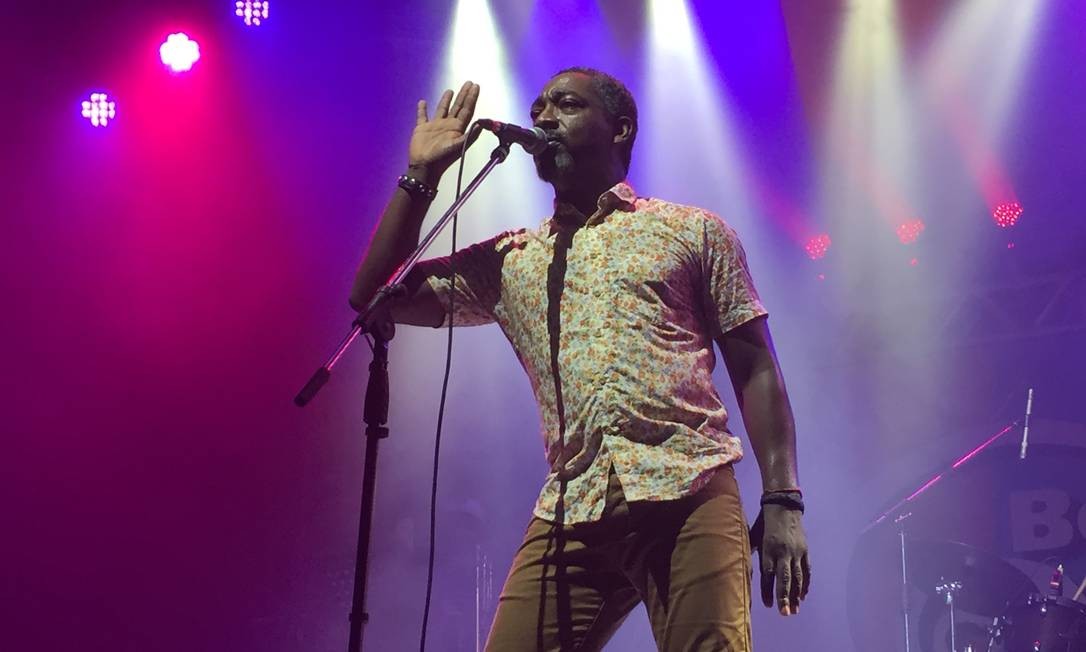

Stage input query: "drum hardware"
[
  {"left": 988, "top": 592, "right": 1086, "bottom": 652},
  {"left": 897, "top": 511, "right": 915, "bottom": 652},
  {"left": 937, "top": 580, "right": 965, "bottom": 652},
  {"left": 854, "top": 390, "right": 1086, "bottom": 652},
  {"left": 908, "top": 541, "right": 1034, "bottom": 618},
  {"left": 1050, "top": 565, "right": 1065, "bottom": 596},
  {"left": 1073, "top": 574, "right": 1086, "bottom": 602},
  {"left": 980, "top": 562, "right": 1086, "bottom": 652}
]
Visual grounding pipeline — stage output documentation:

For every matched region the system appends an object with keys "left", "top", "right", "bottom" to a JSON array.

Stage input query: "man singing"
[{"left": 350, "top": 68, "right": 809, "bottom": 651}]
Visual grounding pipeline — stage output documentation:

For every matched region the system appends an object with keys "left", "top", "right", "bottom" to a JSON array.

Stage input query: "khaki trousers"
[{"left": 485, "top": 465, "right": 752, "bottom": 652}]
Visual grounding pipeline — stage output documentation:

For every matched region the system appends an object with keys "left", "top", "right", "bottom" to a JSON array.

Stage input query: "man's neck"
[{"left": 551, "top": 169, "right": 624, "bottom": 220}]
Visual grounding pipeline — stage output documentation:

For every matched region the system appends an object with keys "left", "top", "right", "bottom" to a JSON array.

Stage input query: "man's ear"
[{"left": 613, "top": 116, "right": 635, "bottom": 147}]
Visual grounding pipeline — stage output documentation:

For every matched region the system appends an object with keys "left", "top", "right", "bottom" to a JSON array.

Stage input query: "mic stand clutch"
[{"left": 293, "top": 136, "right": 514, "bottom": 652}]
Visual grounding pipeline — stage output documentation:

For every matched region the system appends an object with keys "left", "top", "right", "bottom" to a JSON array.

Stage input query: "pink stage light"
[
  {"left": 896, "top": 219, "right": 925, "bottom": 245},
  {"left": 236, "top": 1, "right": 269, "bottom": 26},
  {"left": 992, "top": 201, "right": 1023, "bottom": 228},
  {"left": 160, "top": 33, "right": 201, "bottom": 72},
  {"left": 81, "top": 93, "right": 116, "bottom": 127},
  {"left": 804, "top": 234, "right": 832, "bottom": 260}
]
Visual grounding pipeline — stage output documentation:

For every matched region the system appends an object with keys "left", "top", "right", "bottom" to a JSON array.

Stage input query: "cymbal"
[{"left": 907, "top": 539, "right": 1036, "bottom": 616}]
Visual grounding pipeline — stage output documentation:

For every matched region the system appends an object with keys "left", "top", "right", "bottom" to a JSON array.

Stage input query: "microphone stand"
[{"left": 293, "top": 135, "right": 513, "bottom": 652}]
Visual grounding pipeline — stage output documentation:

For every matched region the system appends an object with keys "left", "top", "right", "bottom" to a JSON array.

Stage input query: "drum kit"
[
  {"left": 907, "top": 539, "right": 1086, "bottom": 652},
  {"left": 860, "top": 391, "right": 1086, "bottom": 652}
]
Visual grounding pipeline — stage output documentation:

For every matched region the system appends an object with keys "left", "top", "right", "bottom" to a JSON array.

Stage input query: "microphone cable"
[{"left": 419, "top": 121, "right": 482, "bottom": 652}]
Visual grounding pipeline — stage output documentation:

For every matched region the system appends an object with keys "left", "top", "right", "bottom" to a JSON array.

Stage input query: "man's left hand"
[{"left": 750, "top": 505, "right": 810, "bottom": 615}]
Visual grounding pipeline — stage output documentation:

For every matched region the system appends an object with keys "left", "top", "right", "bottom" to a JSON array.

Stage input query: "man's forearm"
[
  {"left": 738, "top": 359, "right": 799, "bottom": 492},
  {"left": 349, "top": 164, "right": 438, "bottom": 311}
]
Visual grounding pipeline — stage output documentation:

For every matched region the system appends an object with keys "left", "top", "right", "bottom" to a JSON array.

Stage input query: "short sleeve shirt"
[{"left": 419, "top": 182, "right": 767, "bottom": 523}]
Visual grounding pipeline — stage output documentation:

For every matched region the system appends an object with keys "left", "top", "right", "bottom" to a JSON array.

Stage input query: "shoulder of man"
[{"left": 633, "top": 196, "right": 740, "bottom": 243}]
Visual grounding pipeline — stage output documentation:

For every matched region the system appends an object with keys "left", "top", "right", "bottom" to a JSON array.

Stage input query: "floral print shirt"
[{"left": 420, "top": 182, "right": 767, "bottom": 523}]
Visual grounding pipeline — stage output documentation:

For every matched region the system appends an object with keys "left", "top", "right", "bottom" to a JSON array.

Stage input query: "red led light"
[
  {"left": 992, "top": 202, "right": 1023, "bottom": 228},
  {"left": 896, "top": 219, "right": 925, "bottom": 245},
  {"left": 805, "top": 234, "right": 832, "bottom": 260}
]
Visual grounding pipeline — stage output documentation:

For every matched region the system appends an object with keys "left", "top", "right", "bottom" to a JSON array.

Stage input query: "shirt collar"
[
  {"left": 603, "top": 181, "right": 638, "bottom": 212},
  {"left": 549, "top": 181, "right": 638, "bottom": 231}
]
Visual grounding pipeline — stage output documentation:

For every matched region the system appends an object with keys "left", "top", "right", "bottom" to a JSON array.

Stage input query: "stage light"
[
  {"left": 896, "top": 219, "right": 925, "bottom": 245},
  {"left": 992, "top": 202, "right": 1023, "bottom": 228},
  {"left": 81, "top": 93, "right": 116, "bottom": 127},
  {"left": 805, "top": 234, "right": 832, "bottom": 261},
  {"left": 435, "top": 0, "right": 545, "bottom": 237},
  {"left": 644, "top": 0, "right": 757, "bottom": 223},
  {"left": 821, "top": 0, "right": 919, "bottom": 257},
  {"left": 160, "top": 33, "right": 200, "bottom": 72},
  {"left": 235, "top": 1, "right": 268, "bottom": 26},
  {"left": 920, "top": 0, "right": 1046, "bottom": 224}
]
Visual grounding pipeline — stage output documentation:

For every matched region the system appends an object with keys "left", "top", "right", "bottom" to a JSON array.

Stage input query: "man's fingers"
[
  {"left": 800, "top": 553, "right": 811, "bottom": 599},
  {"left": 458, "top": 82, "right": 480, "bottom": 126},
  {"left": 434, "top": 89, "right": 454, "bottom": 119},
  {"left": 790, "top": 558, "right": 803, "bottom": 612},
  {"left": 416, "top": 100, "right": 428, "bottom": 126},
  {"left": 760, "top": 553, "right": 775, "bottom": 608},
  {"left": 449, "top": 80, "right": 472, "bottom": 119},
  {"left": 775, "top": 557, "right": 793, "bottom": 615}
]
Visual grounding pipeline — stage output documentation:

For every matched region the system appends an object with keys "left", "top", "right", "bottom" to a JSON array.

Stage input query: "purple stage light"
[
  {"left": 235, "top": 1, "right": 269, "bottom": 26},
  {"left": 992, "top": 202, "right": 1023, "bottom": 228},
  {"left": 160, "top": 33, "right": 200, "bottom": 72},
  {"left": 81, "top": 93, "right": 116, "bottom": 127},
  {"left": 804, "top": 233, "right": 832, "bottom": 260}
]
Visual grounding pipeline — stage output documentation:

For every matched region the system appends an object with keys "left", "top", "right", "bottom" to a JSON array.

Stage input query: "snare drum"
[{"left": 993, "top": 594, "right": 1086, "bottom": 652}]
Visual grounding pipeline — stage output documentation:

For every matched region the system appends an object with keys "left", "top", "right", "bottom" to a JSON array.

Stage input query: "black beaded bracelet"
[
  {"left": 397, "top": 174, "right": 438, "bottom": 201},
  {"left": 760, "top": 490, "right": 805, "bottom": 513}
]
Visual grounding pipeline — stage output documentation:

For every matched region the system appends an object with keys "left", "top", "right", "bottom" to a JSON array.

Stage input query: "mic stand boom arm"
[{"left": 292, "top": 136, "right": 512, "bottom": 652}]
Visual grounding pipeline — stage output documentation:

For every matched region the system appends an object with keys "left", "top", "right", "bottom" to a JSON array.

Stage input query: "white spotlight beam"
[
  {"left": 822, "top": 0, "right": 916, "bottom": 230},
  {"left": 643, "top": 0, "right": 757, "bottom": 226},
  {"left": 430, "top": 0, "right": 546, "bottom": 246},
  {"left": 921, "top": 0, "right": 1048, "bottom": 153}
]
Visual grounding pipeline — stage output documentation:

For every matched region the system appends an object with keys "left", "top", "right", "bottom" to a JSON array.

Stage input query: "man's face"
[{"left": 529, "top": 73, "right": 616, "bottom": 184}]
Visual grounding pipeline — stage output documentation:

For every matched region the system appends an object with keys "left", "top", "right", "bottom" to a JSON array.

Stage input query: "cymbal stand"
[
  {"left": 864, "top": 421, "right": 1020, "bottom": 652},
  {"left": 936, "top": 579, "right": 963, "bottom": 652},
  {"left": 897, "top": 511, "right": 913, "bottom": 652}
]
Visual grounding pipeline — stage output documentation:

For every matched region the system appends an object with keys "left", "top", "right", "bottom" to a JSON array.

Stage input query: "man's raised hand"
[{"left": 408, "top": 81, "right": 481, "bottom": 178}]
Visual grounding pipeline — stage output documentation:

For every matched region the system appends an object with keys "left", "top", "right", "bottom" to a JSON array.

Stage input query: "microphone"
[
  {"left": 475, "top": 119, "right": 549, "bottom": 155},
  {"left": 1019, "top": 387, "right": 1034, "bottom": 460}
]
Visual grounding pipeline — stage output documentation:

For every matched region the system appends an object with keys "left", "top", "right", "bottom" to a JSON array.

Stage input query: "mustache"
[{"left": 533, "top": 132, "right": 564, "bottom": 160}]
